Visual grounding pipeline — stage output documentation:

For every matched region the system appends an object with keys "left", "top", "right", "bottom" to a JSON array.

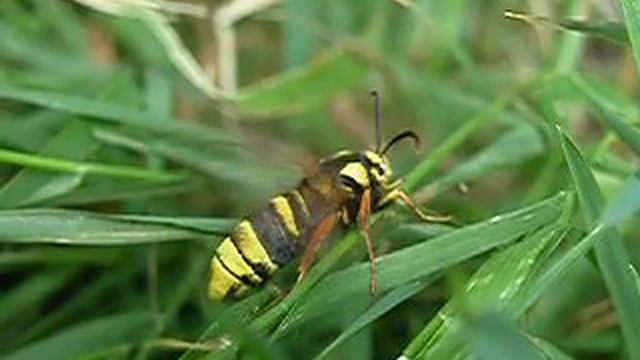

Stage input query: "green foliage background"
[{"left": 1, "top": 0, "right": 640, "bottom": 359}]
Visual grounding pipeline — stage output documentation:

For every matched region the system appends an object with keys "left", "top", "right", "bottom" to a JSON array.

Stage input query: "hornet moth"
[{"left": 209, "top": 91, "right": 449, "bottom": 301}]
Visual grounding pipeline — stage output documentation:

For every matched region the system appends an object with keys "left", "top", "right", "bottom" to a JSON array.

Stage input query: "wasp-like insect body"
[{"left": 209, "top": 92, "right": 449, "bottom": 301}]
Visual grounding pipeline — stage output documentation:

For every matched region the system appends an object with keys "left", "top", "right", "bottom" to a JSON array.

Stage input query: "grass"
[{"left": 1, "top": 1, "right": 640, "bottom": 359}]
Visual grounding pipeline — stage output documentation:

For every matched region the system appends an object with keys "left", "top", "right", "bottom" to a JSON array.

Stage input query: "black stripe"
[
  {"left": 298, "top": 181, "right": 335, "bottom": 229},
  {"left": 214, "top": 254, "right": 254, "bottom": 287},
  {"left": 229, "top": 230, "right": 270, "bottom": 281},
  {"left": 340, "top": 174, "right": 363, "bottom": 193},
  {"left": 250, "top": 205, "right": 297, "bottom": 266}
]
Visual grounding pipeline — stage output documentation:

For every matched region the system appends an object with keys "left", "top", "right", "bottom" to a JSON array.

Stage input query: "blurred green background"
[{"left": 1, "top": 0, "right": 640, "bottom": 359}]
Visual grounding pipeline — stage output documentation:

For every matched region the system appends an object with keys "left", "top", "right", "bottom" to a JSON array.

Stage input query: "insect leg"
[
  {"left": 358, "top": 188, "right": 377, "bottom": 297},
  {"left": 394, "top": 190, "right": 451, "bottom": 223},
  {"left": 297, "top": 212, "right": 339, "bottom": 282}
]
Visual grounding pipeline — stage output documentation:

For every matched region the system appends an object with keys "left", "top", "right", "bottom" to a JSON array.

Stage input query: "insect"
[{"left": 208, "top": 91, "right": 450, "bottom": 301}]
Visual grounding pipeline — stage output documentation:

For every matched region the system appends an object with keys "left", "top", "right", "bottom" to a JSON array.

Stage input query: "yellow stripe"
[
  {"left": 271, "top": 196, "right": 300, "bottom": 237},
  {"left": 209, "top": 256, "right": 248, "bottom": 300},
  {"left": 364, "top": 151, "right": 384, "bottom": 166},
  {"left": 341, "top": 206, "right": 351, "bottom": 225},
  {"left": 234, "top": 221, "right": 278, "bottom": 273},
  {"left": 340, "top": 162, "right": 370, "bottom": 187},
  {"left": 291, "top": 190, "right": 310, "bottom": 219},
  {"left": 216, "top": 237, "right": 262, "bottom": 283}
]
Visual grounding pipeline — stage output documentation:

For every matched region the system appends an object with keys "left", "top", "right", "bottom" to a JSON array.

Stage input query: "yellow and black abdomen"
[{"left": 209, "top": 189, "right": 317, "bottom": 300}]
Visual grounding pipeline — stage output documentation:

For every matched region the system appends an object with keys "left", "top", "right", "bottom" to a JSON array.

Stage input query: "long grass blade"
[
  {"left": 466, "top": 312, "right": 545, "bottom": 360},
  {"left": 558, "top": 128, "right": 640, "bottom": 360},
  {"left": 0, "top": 209, "right": 229, "bottom": 245},
  {"left": 271, "top": 192, "right": 568, "bottom": 338},
  {"left": 0, "top": 148, "right": 186, "bottom": 182},
  {"left": 314, "top": 280, "right": 429, "bottom": 360},
  {"left": 0, "top": 84, "right": 232, "bottom": 144}
]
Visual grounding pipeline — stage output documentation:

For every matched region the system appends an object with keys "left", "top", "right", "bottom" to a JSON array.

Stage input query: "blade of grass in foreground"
[
  {"left": 0, "top": 209, "right": 229, "bottom": 245},
  {"left": 276, "top": 192, "right": 569, "bottom": 336},
  {"left": 403, "top": 218, "right": 570, "bottom": 360},
  {"left": 558, "top": 128, "right": 640, "bottom": 360},
  {"left": 465, "top": 312, "right": 545, "bottom": 360},
  {"left": 5, "top": 312, "right": 154, "bottom": 360},
  {"left": 519, "top": 223, "right": 608, "bottom": 317},
  {"left": 314, "top": 280, "right": 430, "bottom": 360},
  {"left": 187, "top": 193, "right": 566, "bottom": 358}
]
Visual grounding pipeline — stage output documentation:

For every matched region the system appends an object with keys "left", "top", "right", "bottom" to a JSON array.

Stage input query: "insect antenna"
[
  {"left": 381, "top": 130, "right": 421, "bottom": 155},
  {"left": 371, "top": 90, "right": 382, "bottom": 153}
]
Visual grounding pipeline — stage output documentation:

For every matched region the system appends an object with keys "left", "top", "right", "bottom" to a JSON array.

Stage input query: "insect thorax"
[{"left": 318, "top": 150, "right": 394, "bottom": 224}]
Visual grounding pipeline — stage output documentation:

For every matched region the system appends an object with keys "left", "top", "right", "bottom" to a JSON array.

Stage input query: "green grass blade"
[
  {"left": 631, "top": 265, "right": 640, "bottom": 298},
  {"left": 5, "top": 312, "right": 154, "bottom": 360},
  {"left": 533, "top": 338, "right": 575, "bottom": 360},
  {"left": 403, "top": 73, "right": 549, "bottom": 192},
  {"left": 404, "top": 219, "right": 570, "bottom": 360},
  {"left": 0, "top": 84, "right": 232, "bottom": 144},
  {"left": 619, "top": 0, "right": 640, "bottom": 75},
  {"left": 0, "top": 120, "right": 97, "bottom": 207},
  {"left": 557, "top": 129, "right": 603, "bottom": 223},
  {"left": 557, "top": 19, "right": 627, "bottom": 44},
  {"left": 520, "top": 224, "right": 607, "bottom": 314},
  {"left": 0, "top": 248, "right": 127, "bottom": 267},
  {"left": 272, "top": 192, "right": 568, "bottom": 338},
  {"left": 0, "top": 209, "right": 227, "bottom": 245},
  {"left": 109, "top": 214, "right": 234, "bottom": 234},
  {"left": 314, "top": 280, "right": 429, "bottom": 360},
  {"left": 134, "top": 253, "right": 209, "bottom": 360},
  {"left": 0, "top": 148, "right": 186, "bottom": 182},
  {"left": 92, "top": 127, "right": 293, "bottom": 187},
  {"left": 403, "top": 94, "right": 509, "bottom": 192},
  {"left": 178, "top": 288, "right": 280, "bottom": 360},
  {"left": 45, "top": 181, "right": 193, "bottom": 206},
  {"left": 506, "top": 14, "right": 628, "bottom": 45},
  {"left": 0, "top": 24, "right": 104, "bottom": 80},
  {"left": 418, "top": 124, "right": 544, "bottom": 197},
  {"left": 466, "top": 312, "right": 545, "bottom": 360},
  {"left": 571, "top": 75, "right": 640, "bottom": 156},
  {"left": 551, "top": 0, "right": 587, "bottom": 73},
  {"left": 135, "top": 8, "right": 219, "bottom": 99},
  {"left": 34, "top": 0, "right": 88, "bottom": 55},
  {"left": 234, "top": 48, "right": 369, "bottom": 116},
  {"left": 558, "top": 128, "right": 640, "bottom": 360}
]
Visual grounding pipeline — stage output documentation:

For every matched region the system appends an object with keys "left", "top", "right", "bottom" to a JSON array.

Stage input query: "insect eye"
[{"left": 371, "top": 166, "right": 387, "bottom": 181}]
